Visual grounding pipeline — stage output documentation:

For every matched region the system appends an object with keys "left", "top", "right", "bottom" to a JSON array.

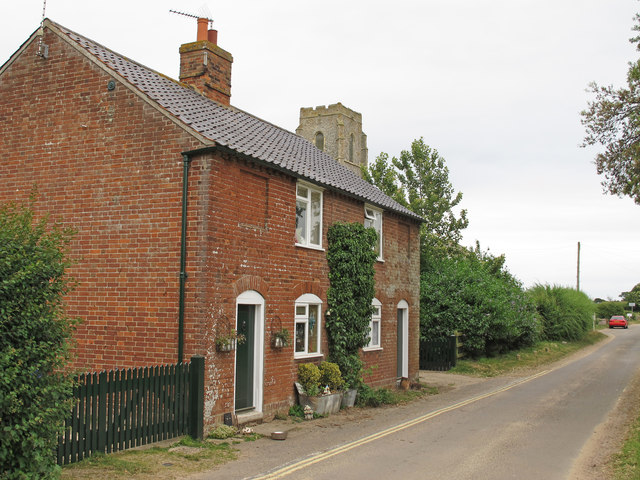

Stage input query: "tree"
[
  {"left": 362, "top": 137, "right": 469, "bottom": 266},
  {"left": 620, "top": 282, "right": 640, "bottom": 305},
  {"left": 0, "top": 200, "right": 77, "bottom": 478},
  {"left": 581, "top": 13, "right": 640, "bottom": 204},
  {"left": 420, "top": 250, "right": 538, "bottom": 357},
  {"left": 595, "top": 300, "right": 625, "bottom": 319},
  {"left": 361, "top": 152, "right": 406, "bottom": 206}
]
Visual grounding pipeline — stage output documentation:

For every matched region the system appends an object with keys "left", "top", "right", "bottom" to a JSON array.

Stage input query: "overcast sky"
[{"left": 2, "top": 1, "right": 639, "bottom": 300}]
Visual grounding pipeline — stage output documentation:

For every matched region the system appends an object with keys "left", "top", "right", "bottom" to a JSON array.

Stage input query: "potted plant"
[
  {"left": 215, "top": 329, "right": 246, "bottom": 352},
  {"left": 295, "top": 362, "right": 344, "bottom": 416},
  {"left": 271, "top": 328, "right": 290, "bottom": 348},
  {"left": 338, "top": 354, "right": 361, "bottom": 408}
]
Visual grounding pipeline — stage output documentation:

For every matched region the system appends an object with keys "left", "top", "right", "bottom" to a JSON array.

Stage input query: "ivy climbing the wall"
[{"left": 326, "top": 222, "right": 378, "bottom": 389}]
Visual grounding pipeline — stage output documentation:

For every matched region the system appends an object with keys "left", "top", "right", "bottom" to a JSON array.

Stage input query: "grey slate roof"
[{"left": 51, "top": 20, "right": 421, "bottom": 221}]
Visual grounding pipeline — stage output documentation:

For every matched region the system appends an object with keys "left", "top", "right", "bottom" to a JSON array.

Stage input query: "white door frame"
[
  {"left": 397, "top": 300, "right": 409, "bottom": 378},
  {"left": 235, "top": 290, "right": 264, "bottom": 413}
]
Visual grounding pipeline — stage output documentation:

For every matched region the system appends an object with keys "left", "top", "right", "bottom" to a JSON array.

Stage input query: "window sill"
[
  {"left": 362, "top": 346, "right": 383, "bottom": 352},
  {"left": 294, "top": 352, "right": 325, "bottom": 360},
  {"left": 295, "top": 243, "right": 325, "bottom": 252}
]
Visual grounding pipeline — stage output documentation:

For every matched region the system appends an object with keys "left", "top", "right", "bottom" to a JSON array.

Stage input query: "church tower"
[{"left": 296, "top": 103, "right": 368, "bottom": 177}]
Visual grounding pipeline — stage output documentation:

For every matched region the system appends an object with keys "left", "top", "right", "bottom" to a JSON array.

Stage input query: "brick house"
[{"left": 0, "top": 19, "right": 422, "bottom": 426}]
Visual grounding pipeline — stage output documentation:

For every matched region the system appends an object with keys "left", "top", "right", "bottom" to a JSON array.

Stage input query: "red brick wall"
[
  {"left": 0, "top": 29, "right": 203, "bottom": 370},
  {"left": 181, "top": 153, "right": 421, "bottom": 422},
  {"left": 179, "top": 41, "right": 232, "bottom": 105},
  {"left": 0, "top": 27, "right": 421, "bottom": 427}
]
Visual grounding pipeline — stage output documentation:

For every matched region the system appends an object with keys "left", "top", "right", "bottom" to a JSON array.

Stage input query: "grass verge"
[
  {"left": 61, "top": 436, "right": 239, "bottom": 480},
  {"left": 449, "top": 331, "right": 605, "bottom": 377},
  {"left": 613, "top": 413, "right": 640, "bottom": 480},
  {"left": 355, "top": 381, "right": 438, "bottom": 408}
]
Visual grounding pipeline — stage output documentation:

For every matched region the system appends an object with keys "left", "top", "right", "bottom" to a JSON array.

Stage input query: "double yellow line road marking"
[{"left": 252, "top": 369, "right": 551, "bottom": 479}]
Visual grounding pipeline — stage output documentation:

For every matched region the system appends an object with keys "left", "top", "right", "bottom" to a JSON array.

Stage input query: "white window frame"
[
  {"left": 364, "top": 298, "right": 382, "bottom": 351},
  {"left": 365, "top": 205, "right": 383, "bottom": 260},
  {"left": 294, "top": 293, "right": 323, "bottom": 358},
  {"left": 295, "top": 181, "right": 324, "bottom": 250}
]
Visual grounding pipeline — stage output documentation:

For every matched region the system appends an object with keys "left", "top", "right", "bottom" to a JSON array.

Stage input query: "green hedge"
[
  {"left": 595, "top": 300, "right": 625, "bottom": 319},
  {"left": 0, "top": 201, "right": 77, "bottom": 479},
  {"left": 420, "top": 254, "right": 538, "bottom": 357},
  {"left": 528, "top": 285, "right": 594, "bottom": 341}
]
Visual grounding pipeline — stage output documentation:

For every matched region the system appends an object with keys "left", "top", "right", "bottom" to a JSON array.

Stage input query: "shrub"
[
  {"left": 595, "top": 300, "right": 625, "bottom": 319},
  {"left": 318, "top": 361, "right": 344, "bottom": 392},
  {"left": 288, "top": 404, "right": 304, "bottom": 419},
  {"left": 0, "top": 200, "right": 77, "bottom": 479},
  {"left": 207, "top": 425, "right": 237, "bottom": 439},
  {"left": 356, "top": 384, "right": 395, "bottom": 407},
  {"left": 420, "top": 253, "right": 538, "bottom": 358},
  {"left": 528, "top": 284, "right": 595, "bottom": 341},
  {"left": 297, "top": 363, "right": 321, "bottom": 396}
]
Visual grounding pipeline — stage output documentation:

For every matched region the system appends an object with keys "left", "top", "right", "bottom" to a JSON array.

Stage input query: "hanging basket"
[
  {"left": 216, "top": 339, "right": 237, "bottom": 352},
  {"left": 215, "top": 324, "right": 245, "bottom": 353},
  {"left": 270, "top": 318, "right": 290, "bottom": 349},
  {"left": 271, "top": 329, "right": 290, "bottom": 349}
]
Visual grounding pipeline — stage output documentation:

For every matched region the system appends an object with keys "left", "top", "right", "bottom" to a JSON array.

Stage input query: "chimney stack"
[{"left": 179, "top": 18, "right": 233, "bottom": 105}]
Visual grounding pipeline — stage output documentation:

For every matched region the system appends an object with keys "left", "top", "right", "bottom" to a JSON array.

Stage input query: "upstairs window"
[
  {"left": 296, "top": 182, "right": 323, "bottom": 249},
  {"left": 364, "top": 206, "right": 383, "bottom": 259},
  {"left": 315, "top": 132, "right": 325, "bottom": 151}
]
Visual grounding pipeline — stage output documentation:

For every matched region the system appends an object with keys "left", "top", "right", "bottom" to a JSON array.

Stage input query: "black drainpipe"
[{"left": 178, "top": 153, "right": 192, "bottom": 364}]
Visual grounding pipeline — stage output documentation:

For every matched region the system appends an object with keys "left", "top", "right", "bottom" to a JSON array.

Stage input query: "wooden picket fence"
[{"left": 56, "top": 356, "right": 204, "bottom": 466}]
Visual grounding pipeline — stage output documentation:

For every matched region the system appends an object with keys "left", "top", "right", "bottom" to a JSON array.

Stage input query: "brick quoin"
[{"left": 0, "top": 23, "right": 421, "bottom": 428}]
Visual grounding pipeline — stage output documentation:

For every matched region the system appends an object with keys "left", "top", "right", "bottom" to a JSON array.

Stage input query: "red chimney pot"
[
  {"left": 197, "top": 18, "right": 208, "bottom": 41},
  {"left": 208, "top": 29, "right": 218, "bottom": 45}
]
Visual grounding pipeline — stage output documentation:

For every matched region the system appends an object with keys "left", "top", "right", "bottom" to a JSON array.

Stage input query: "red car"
[{"left": 609, "top": 315, "right": 628, "bottom": 329}]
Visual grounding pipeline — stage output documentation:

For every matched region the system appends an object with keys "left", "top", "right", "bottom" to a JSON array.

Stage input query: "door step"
[{"left": 236, "top": 411, "right": 263, "bottom": 426}]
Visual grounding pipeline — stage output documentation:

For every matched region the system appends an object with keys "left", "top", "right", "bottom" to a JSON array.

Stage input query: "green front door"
[{"left": 235, "top": 305, "right": 255, "bottom": 411}]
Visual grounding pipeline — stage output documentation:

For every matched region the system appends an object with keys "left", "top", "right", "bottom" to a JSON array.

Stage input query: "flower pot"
[
  {"left": 273, "top": 336, "right": 286, "bottom": 348},
  {"left": 295, "top": 382, "right": 343, "bottom": 416},
  {"left": 341, "top": 388, "right": 357, "bottom": 408}
]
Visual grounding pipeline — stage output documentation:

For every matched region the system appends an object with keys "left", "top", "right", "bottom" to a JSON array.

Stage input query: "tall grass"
[{"left": 528, "top": 284, "right": 595, "bottom": 341}]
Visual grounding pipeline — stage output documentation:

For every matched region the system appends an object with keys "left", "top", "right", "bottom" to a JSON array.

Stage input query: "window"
[
  {"left": 365, "top": 298, "right": 382, "bottom": 350},
  {"left": 349, "top": 133, "right": 354, "bottom": 163},
  {"left": 294, "top": 294, "right": 322, "bottom": 357},
  {"left": 296, "top": 182, "right": 323, "bottom": 248},
  {"left": 364, "top": 206, "right": 383, "bottom": 259},
  {"left": 315, "top": 131, "right": 325, "bottom": 151}
]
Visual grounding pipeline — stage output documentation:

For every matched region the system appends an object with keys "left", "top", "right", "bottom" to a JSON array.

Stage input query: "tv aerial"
[{"left": 170, "top": 8, "right": 214, "bottom": 29}]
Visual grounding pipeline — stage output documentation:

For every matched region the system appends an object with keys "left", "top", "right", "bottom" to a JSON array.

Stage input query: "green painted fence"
[
  {"left": 419, "top": 336, "right": 458, "bottom": 371},
  {"left": 56, "top": 355, "right": 204, "bottom": 465}
]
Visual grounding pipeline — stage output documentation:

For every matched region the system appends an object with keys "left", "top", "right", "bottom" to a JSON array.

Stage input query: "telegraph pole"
[{"left": 577, "top": 241, "right": 581, "bottom": 291}]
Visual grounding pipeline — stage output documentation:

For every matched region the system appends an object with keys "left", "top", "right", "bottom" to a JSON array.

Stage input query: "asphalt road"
[{"left": 192, "top": 327, "right": 640, "bottom": 480}]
